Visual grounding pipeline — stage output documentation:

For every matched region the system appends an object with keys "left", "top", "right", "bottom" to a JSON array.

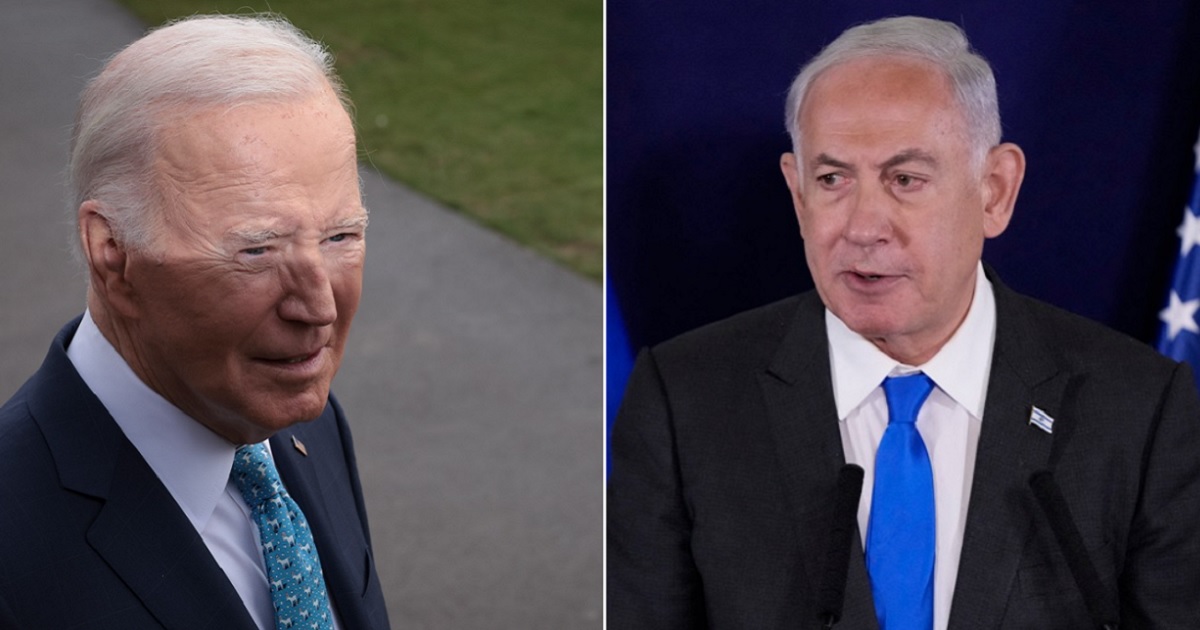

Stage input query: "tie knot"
[
  {"left": 231, "top": 443, "right": 285, "bottom": 509},
  {"left": 882, "top": 372, "right": 935, "bottom": 426}
]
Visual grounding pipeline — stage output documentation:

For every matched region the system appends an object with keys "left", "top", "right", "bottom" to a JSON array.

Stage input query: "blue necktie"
[
  {"left": 867, "top": 373, "right": 936, "bottom": 630},
  {"left": 231, "top": 443, "right": 334, "bottom": 630}
]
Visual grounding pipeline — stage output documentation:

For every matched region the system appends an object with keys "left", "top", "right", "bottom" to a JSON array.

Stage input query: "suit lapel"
[
  {"left": 30, "top": 322, "right": 255, "bottom": 630},
  {"left": 85, "top": 441, "right": 258, "bottom": 630},
  {"left": 758, "top": 292, "right": 879, "bottom": 627},
  {"left": 947, "top": 275, "right": 1065, "bottom": 629}
]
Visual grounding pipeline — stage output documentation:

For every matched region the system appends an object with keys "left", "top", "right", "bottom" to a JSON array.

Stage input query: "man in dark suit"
[
  {"left": 0, "top": 15, "right": 390, "bottom": 629},
  {"left": 608, "top": 16, "right": 1200, "bottom": 629}
]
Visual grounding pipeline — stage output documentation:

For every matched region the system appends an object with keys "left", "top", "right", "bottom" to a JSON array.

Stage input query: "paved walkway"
[{"left": 0, "top": 2, "right": 602, "bottom": 627}]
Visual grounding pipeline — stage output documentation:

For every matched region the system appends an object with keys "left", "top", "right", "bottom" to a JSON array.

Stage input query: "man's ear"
[
  {"left": 79, "top": 200, "right": 139, "bottom": 317},
  {"left": 981, "top": 143, "right": 1026, "bottom": 238},
  {"left": 780, "top": 152, "right": 807, "bottom": 235}
]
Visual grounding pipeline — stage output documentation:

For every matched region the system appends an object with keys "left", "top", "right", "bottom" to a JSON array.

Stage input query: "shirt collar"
[
  {"left": 826, "top": 262, "right": 996, "bottom": 420},
  {"left": 66, "top": 310, "right": 238, "bottom": 534}
]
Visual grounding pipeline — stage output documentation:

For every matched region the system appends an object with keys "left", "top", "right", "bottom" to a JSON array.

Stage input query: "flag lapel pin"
[{"left": 1029, "top": 406, "right": 1054, "bottom": 434}]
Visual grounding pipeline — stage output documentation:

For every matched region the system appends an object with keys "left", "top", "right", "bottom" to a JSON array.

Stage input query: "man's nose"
[
  {"left": 278, "top": 246, "right": 337, "bottom": 326},
  {"left": 842, "top": 183, "right": 894, "bottom": 247}
]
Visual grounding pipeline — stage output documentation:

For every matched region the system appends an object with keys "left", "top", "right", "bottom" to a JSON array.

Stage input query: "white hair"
[
  {"left": 784, "top": 16, "right": 1000, "bottom": 171},
  {"left": 69, "top": 14, "right": 352, "bottom": 255}
]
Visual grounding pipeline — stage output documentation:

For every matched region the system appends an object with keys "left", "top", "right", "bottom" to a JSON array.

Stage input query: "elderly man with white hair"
[{"left": 0, "top": 15, "right": 390, "bottom": 629}]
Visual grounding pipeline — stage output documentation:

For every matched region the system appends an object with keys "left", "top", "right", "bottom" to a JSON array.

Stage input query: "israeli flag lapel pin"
[{"left": 1029, "top": 406, "right": 1054, "bottom": 434}]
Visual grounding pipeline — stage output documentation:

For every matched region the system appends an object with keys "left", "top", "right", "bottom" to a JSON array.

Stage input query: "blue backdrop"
[{"left": 607, "top": 2, "right": 1200, "bottom": 412}]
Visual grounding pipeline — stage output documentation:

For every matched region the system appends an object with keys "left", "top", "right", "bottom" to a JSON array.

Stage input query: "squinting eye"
[
  {"left": 241, "top": 247, "right": 267, "bottom": 256},
  {"left": 327, "top": 233, "right": 349, "bottom": 243}
]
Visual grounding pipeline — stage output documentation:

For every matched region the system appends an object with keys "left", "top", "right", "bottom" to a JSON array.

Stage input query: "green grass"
[{"left": 117, "top": 0, "right": 603, "bottom": 280}]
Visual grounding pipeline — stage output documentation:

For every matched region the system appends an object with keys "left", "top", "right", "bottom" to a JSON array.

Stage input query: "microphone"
[
  {"left": 819, "top": 464, "right": 864, "bottom": 628},
  {"left": 1028, "top": 471, "right": 1119, "bottom": 630}
]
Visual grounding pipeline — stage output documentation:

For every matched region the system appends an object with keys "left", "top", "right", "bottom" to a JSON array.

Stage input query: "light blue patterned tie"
[
  {"left": 867, "top": 373, "right": 936, "bottom": 630},
  {"left": 231, "top": 443, "right": 334, "bottom": 630}
]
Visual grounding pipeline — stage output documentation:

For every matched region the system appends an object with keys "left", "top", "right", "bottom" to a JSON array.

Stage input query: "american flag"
[{"left": 1156, "top": 131, "right": 1200, "bottom": 393}]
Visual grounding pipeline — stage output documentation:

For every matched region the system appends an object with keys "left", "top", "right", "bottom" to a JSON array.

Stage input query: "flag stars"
[
  {"left": 1160, "top": 291, "right": 1200, "bottom": 341},
  {"left": 1177, "top": 208, "right": 1200, "bottom": 255}
]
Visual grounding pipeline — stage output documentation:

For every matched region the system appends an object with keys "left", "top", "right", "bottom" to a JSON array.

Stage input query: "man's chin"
[
  {"left": 202, "top": 392, "right": 330, "bottom": 444},
  {"left": 262, "top": 391, "right": 331, "bottom": 428},
  {"left": 830, "top": 302, "right": 903, "bottom": 337}
]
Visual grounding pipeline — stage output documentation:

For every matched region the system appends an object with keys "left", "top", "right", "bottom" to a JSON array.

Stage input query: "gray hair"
[
  {"left": 69, "top": 14, "right": 351, "bottom": 255},
  {"left": 784, "top": 16, "right": 1000, "bottom": 170}
]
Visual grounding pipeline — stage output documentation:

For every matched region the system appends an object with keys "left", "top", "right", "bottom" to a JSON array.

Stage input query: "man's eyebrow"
[
  {"left": 877, "top": 148, "right": 938, "bottom": 171},
  {"left": 225, "top": 213, "right": 369, "bottom": 245},
  {"left": 228, "top": 227, "right": 286, "bottom": 245},
  {"left": 811, "top": 153, "right": 854, "bottom": 172},
  {"left": 330, "top": 214, "right": 370, "bottom": 231}
]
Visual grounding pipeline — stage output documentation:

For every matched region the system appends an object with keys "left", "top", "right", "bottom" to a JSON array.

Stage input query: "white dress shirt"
[
  {"left": 67, "top": 310, "right": 342, "bottom": 630},
  {"left": 826, "top": 263, "right": 996, "bottom": 630}
]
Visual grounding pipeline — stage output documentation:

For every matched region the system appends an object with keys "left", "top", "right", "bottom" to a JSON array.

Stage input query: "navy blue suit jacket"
[{"left": 0, "top": 318, "right": 391, "bottom": 629}]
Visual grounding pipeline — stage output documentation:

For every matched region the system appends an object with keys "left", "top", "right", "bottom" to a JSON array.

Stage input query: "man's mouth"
[{"left": 258, "top": 348, "right": 323, "bottom": 364}]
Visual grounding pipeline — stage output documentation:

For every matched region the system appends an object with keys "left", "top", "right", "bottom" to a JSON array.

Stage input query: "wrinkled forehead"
[
  {"left": 148, "top": 92, "right": 362, "bottom": 230},
  {"left": 797, "top": 57, "right": 970, "bottom": 156},
  {"left": 154, "top": 92, "right": 355, "bottom": 175}
]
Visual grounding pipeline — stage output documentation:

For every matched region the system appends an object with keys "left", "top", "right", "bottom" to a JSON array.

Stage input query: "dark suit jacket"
[
  {"left": 608, "top": 271, "right": 1200, "bottom": 629},
  {"left": 0, "top": 318, "right": 391, "bottom": 629}
]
